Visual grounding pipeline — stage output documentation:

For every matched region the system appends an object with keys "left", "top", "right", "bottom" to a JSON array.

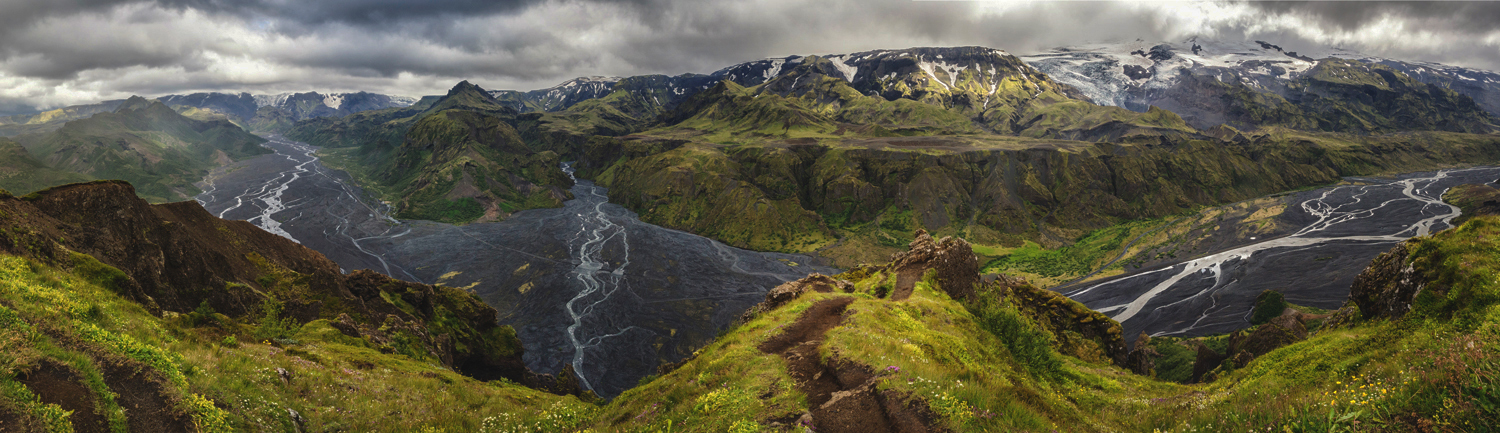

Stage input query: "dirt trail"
[
  {"left": 891, "top": 269, "right": 922, "bottom": 301},
  {"left": 758, "top": 297, "right": 942, "bottom": 432},
  {"left": 17, "top": 360, "right": 107, "bottom": 433},
  {"left": 102, "top": 361, "right": 192, "bottom": 433}
]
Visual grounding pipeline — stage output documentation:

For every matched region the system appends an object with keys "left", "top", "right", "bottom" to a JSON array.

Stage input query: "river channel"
[
  {"left": 1065, "top": 167, "right": 1500, "bottom": 339},
  {"left": 196, "top": 135, "right": 832, "bottom": 397}
]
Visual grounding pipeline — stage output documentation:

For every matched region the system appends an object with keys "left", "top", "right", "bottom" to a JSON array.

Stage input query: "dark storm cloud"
[
  {"left": 1, "top": 0, "right": 1499, "bottom": 114},
  {"left": 1243, "top": 1, "right": 1500, "bottom": 33}
]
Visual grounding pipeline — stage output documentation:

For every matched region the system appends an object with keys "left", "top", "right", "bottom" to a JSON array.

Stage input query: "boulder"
[{"left": 1348, "top": 242, "right": 1425, "bottom": 320}]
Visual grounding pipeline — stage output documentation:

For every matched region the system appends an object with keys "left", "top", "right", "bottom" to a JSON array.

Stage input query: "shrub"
[
  {"left": 253, "top": 298, "right": 298, "bottom": 341},
  {"left": 1251, "top": 290, "right": 1288, "bottom": 325},
  {"left": 972, "top": 297, "right": 1062, "bottom": 379}
]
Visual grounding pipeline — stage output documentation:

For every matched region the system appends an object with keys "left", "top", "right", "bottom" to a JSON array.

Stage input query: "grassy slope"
[
  {"left": 0, "top": 254, "right": 589, "bottom": 433},
  {"left": 14, "top": 99, "right": 268, "bottom": 202},
  {"left": 591, "top": 217, "right": 1500, "bottom": 432},
  {"left": 296, "top": 83, "right": 570, "bottom": 224},
  {"left": 591, "top": 273, "right": 1184, "bottom": 432},
  {"left": 0, "top": 138, "right": 91, "bottom": 196},
  {"left": 2, "top": 214, "right": 1495, "bottom": 431},
  {"left": 1154, "top": 216, "right": 1500, "bottom": 432}
]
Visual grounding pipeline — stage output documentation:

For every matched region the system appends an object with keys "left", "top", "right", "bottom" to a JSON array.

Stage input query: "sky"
[{"left": 1, "top": 0, "right": 1498, "bottom": 115}]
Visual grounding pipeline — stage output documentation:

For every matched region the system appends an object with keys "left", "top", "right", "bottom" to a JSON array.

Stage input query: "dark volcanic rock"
[
  {"left": 1348, "top": 242, "right": 1426, "bottom": 320},
  {"left": 1123, "top": 64, "right": 1152, "bottom": 80},
  {"left": 1124, "top": 332, "right": 1158, "bottom": 376},
  {"left": 888, "top": 230, "right": 980, "bottom": 301}
]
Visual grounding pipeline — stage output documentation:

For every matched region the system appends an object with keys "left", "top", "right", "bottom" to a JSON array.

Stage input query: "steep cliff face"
[{"left": 0, "top": 180, "right": 565, "bottom": 388}]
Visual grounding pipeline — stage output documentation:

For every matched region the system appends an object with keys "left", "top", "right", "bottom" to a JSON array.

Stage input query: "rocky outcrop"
[
  {"left": 887, "top": 229, "right": 980, "bottom": 301},
  {"left": 995, "top": 277, "right": 1129, "bottom": 365},
  {"left": 740, "top": 273, "right": 855, "bottom": 322},
  {"left": 1191, "top": 312, "right": 1310, "bottom": 382},
  {"left": 1124, "top": 332, "right": 1158, "bottom": 376},
  {"left": 1348, "top": 241, "right": 1425, "bottom": 320}
]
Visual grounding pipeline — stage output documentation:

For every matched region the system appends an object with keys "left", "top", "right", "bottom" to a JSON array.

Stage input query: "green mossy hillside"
[
  {"left": 0, "top": 138, "right": 91, "bottom": 198},
  {"left": 0, "top": 254, "right": 587, "bottom": 432},
  {"left": 589, "top": 217, "right": 1500, "bottom": 431},
  {"left": 4, "top": 207, "right": 1499, "bottom": 431},
  {"left": 582, "top": 131, "right": 1500, "bottom": 266},
  {"left": 377, "top": 109, "right": 572, "bottom": 223},
  {"left": 292, "top": 82, "right": 573, "bottom": 224},
  {"left": 1289, "top": 59, "right": 1496, "bottom": 134},
  {"left": 10, "top": 97, "right": 269, "bottom": 202}
]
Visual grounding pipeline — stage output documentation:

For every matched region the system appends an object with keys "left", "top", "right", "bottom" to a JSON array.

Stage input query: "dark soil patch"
[
  {"left": 757, "top": 297, "right": 945, "bottom": 432},
  {"left": 757, "top": 297, "right": 855, "bottom": 354},
  {"left": 15, "top": 360, "right": 107, "bottom": 433},
  {"left": 878, "top": 390, "right": 949, "bottom": 433},
  {"left": 0, "top": 404, "right": 37, "bottom": 432},
  {"left": 101, "top": 361, "right": 191, "bottom": 433}
]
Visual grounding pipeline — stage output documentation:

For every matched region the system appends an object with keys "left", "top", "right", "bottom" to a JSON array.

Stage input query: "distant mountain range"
[
  {"left": 474, "top": 39, "right": 1500, "bottom": 135},
  {"left": 275, "top": 42, "right": 1498, "bottom": 269},
  {"left": 1021, "top": 38, "right": 1499, "bottom": 132},
  {"left": 5, "top": 40, "right": 1500, "bottom": 432},
  {"left": 0, "top": 91, "right": 419, "bottom": 137}
]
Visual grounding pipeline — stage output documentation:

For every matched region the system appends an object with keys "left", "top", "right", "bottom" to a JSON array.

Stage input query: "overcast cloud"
[{"left": 0, "top": 0, "right": 1497, "bottom": 114}]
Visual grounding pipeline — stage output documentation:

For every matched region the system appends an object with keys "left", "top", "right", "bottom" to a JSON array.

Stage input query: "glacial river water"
[
  {"left": 1065, "top": 167, "right": 1500, "bottom": 339},
  {"left": 196, "top": 136, "right": 831, "bottom": 397}
]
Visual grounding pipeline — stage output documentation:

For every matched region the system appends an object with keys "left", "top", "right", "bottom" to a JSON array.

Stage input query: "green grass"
[
  {"left": 0, "top": 254, "right": 584, "bottom": 432},
  {"left": 7, "top": 211, "right": 1500, "bottom": 431}
]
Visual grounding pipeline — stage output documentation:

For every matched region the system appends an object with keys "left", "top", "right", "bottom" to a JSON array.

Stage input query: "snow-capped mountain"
[
  {"left": 1020, "top": 38, "right": 1500, "bottom": 128},
  {"left": 161, "top": 91, "right": 418, "bottom": 127},
  {"left": 485, "top": 42, "right": 1492, "bottom": 135},
  {"left": 489, "top": 76, "right": 622, "bottom": 113},
  {"left": 505, "top": 46, "right": 1077, "bottom": 118}
]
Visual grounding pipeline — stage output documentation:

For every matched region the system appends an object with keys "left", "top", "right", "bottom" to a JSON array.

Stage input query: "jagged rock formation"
[{"left": 1124, "top": 332, "right": 1158, "bottom": 376}]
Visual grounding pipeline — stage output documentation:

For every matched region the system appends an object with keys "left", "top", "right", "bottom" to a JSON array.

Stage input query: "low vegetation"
[{"left": 0, "top": 254, "right": 586, "bottom": 432}]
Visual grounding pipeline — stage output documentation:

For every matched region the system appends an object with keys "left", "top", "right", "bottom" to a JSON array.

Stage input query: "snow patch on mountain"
[
  {"left": 322, "top": 93, "right": 344, "bottom": 110},
  {"left": 826, "top": 55, "right": 860, "bottom": 81},
  {"left": 1020, "top": 39, "right": 1357, "bottom": 110},
  {"left": 254, "top": 93, "right": 293, "bottom": 108},
  {"left": 387, "top": 95, "right": 419, "bottom": 107}
]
